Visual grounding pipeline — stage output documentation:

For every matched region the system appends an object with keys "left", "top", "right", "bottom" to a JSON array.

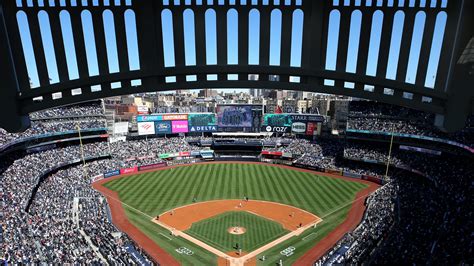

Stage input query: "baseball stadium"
[{"left": 0, "top": 0, "right": 473, "bottom": 265}]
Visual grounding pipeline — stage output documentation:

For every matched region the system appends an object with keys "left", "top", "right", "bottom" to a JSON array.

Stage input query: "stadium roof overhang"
[{"left": 0, "top": 0, "right": 472, "bottom": 133}]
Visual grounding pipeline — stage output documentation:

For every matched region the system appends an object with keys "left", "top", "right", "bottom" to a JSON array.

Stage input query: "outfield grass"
[
  {"left": 186, "top": 211, "right": 289, "bottom": 253},
  {"left": 103, "top": 163, "right": 368, "bottom": 265}
]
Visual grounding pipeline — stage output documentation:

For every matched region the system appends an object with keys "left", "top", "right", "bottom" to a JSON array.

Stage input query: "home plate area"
[{"left": 152, "top": 199, "right": 322, "bottom": 266}]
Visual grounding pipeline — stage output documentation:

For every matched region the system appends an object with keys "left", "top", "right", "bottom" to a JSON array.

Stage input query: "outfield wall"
[{"left": 93, "top": 158, "right": 384, "bottom": 186}]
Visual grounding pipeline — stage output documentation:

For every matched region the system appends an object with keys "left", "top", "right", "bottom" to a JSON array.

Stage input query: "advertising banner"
[
  {"left": 343, "top": 171, "right": 362, "bottom": 179},
  {"left": 179, "top": 151, "right": 191, "bottom": 157},
  {"left": 282, "top": 152, "right": 293, "bottom": 158},
  {"left": 104, "top": 170, "right": 120, "bottom": 178},
  {"left": 91, "top": 174, "right": 104, "bottom": 183},
  {"left": 155, "top": 121, "right": 172, "bottom": 134},
  {"left": 217, "top": 105, "right": 253, "bottom": 128},
  {"left": 292, "top": 122, "right": 307, "bottom": 134},
  {"left": 263, "top": 114, "right": 292, "bottom": 127},
  {"left": 361, "top": 175, "right": 383, "bottom": 184},
  {"left": 138, "top": 122, "right": 156, "bottom": 135},
  {"left": 261, "top": 125, "right": 290, "bottom": 133},
  {"left": 261, "top": 150, "right": 283, "bottom": 156},
  {"left": 159, "top": 153, "right": 170, "bottom": 159},
  {"left": 189, "top": 125, "right": 218, "bottom": 132},
  {"left": 306, "top": 122, "right": 316, "bottom": 135},
  {"left": 113, "top": 122, "right": 129, "bottom": 134},
  {"left": 188, "top": 113, "right": 217, "bottom": 132},
  {"left": 325, "top": 168, "right": 343, "bottom": 175},
  {"left": 290, "top": 114, "right": 325, "bottom": 123},
  {"left": 137, "top": 105, "right": 149, "bottom": 115},
  {"left": 137, "top": 115, "right": 162, "bottom": 122},
  {"left": 292, "top": 163, "right": 323, "bottom": 172},
  {"left": 120, "top": 166, "right": 138, "bottom": 174},
  {"left": 200, "top": 150, "right": 214, "bottom": 156},
  {"left": 138, "top": 162, "right": 167, "bottom": 171},
  {"left": 171, "top": 120, "right": 189, "bottom": 133},
  {"left": 163, "top": 114, "right": 188, "bottom": 121},
  {"left": 191, "top": 150, "right": 201, "bottom": 156},
  {"left": 188, "top": 113, "right": 216, "bottom": 126}
]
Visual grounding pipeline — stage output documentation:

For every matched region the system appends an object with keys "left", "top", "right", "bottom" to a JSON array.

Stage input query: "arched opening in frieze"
[
  {"left": 405, "top": 11, "right": 426, "bottom": 84},
  {"left": 161, "top": 9, "right": 176, "bottom": 68},
  {"left": 16, "top": 11, "right": 39, "bottom": 88},
  {"left": 386, "top": 10, "right": 404, "bottom": 80},
  {"left": 183, "top": 9, "right": 197, "bottom": 66},
  {"left": 59, "top": 10, "right": 80, "bottom": 80},
  {"left": 124, "top": 9, "right": 140, "bottom": 71},
  {"left": 81, "top": 10, "right": 99, "bottom": 77},
  {"left": 425, "top": 11, "right": 447, "bottom": 88},
  {"left": 269, "top": 9, "right": 282, "bottom": 66},
  {"left": 248, "top": 8, "right": 260, "bottom": 65},
  {"left": 103, "top": 10, "right": 119, "bottom": 74},
  {"left": 227, "top": 9, "right": 238, "bottom": 65},
  {"left": 366, "top": 10, "right": 383, "bottom": 77},
  {"left": 205, "top": 9, "right": 217, "bottom": 65}
]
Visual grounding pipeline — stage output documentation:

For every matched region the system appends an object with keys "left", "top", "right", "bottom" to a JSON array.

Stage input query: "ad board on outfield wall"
[
  {"left": 262, "top": 114, "right": 323, "bottom": 135},
  {"left": 263, "top": 114, "right": 292, "bottom": 127},
  {"left": 120, "top": 166, "right": 138, "bottom": 174},
  {"left": 138, "top": 162, "right": 167, "bottom": 171},
  {"left": 217, "top": 105, "right": 254, "bottom": 128},
  {"left": 171, "top": 120, "right": 189, "bottom": 133},
  {"left": 188, "top": 113, "right": 217, "bottom": 132},
  {"left": 163, "top": 114, "right": 188, "bottom": 121},
  {"left": 137, "top": 122, "right": 156, "bottom": 135},
  {"left": 104, "top": 170, "right": 120, "bottom": 178},
  {"left": 343, "top": 171, "right": 362, "bottom": 179},
  {"left": 155, "top": 121, "right": 172, "bottom": 134},
  {"left": 361, "top": 175, "right": 384, "bottom": 184},
  {"left": 137, "top": 115, "right": 162, "bottom": 122}
]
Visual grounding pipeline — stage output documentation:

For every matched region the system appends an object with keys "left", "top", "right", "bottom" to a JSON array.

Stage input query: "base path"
[
  {"left": 92, "top": 161, "right": 380, "bottom": 265},
  {"left": 154, "top": 200, "right": 322, "bottom": 266},
  {"left": 156, "top": 199, "right": 321, "bottom": 231}
]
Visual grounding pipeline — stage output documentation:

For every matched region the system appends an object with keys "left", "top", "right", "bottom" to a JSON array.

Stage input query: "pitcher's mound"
[{"left": 227, "top": 226, "right": 246, "bottom": 235}]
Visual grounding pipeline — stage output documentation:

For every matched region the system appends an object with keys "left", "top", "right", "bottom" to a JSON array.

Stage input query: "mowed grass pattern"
[
  {"left": 102, "top": 164, "right": 369, "bottom": 265},
  {"left": 104, "top": 163, "right": 367, "bottom": 218},
  {"left": 186, "top": 211, "right": 289, "bottom": 252}
]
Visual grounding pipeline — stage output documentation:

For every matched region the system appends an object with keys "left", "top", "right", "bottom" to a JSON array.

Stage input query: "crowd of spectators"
[
  {"left": 347, "top": 101, "right": 474, "bottom": 148},
  {"left": 316, "top": 182, "right": 397, "bottom": 265},
  {"left": 110, "top": 137, "right": 199, "bottom": 160},
  {"left": 1, "top": 101, "right": 472, "bottom": 264},
  {"left": 29, "top": 102, "right": 104, "bottom": 119},
  {"left": 314, "top": 140, "right": 473, "bottom": 264},
  {"left": 0, "top": 102, "right": 106, "bottom": 147},
  {"left": 1, "top": 136, "right": 200, "bottom": 264},
  {"left": 268, "top": 139, "right": 387, "bottom": 178},
  {"left": 27, "top": 164, "right": 152, "bottom": 264},
  {"left": 344, "top": 182, "right": 397, "bottom": 262}
]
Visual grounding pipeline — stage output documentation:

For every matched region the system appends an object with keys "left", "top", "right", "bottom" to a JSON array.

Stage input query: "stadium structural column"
[
  {"left": 435, "top": 0, "right": 474, "bottom": 132},
  {"left": 0, "top": 3, "right": 30, "bottom": 132},
  {"left": 300, "top": 0, "right": 327, "bottom": 90}
]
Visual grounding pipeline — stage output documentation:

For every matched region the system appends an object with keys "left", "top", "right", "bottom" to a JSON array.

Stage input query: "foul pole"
[{"left": 384, "top": 124, "right": 395, "bottom": 182}]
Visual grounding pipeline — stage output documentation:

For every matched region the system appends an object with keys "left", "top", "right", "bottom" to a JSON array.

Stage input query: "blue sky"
[{"left": 16, "top": 0, "right": 447, "bottom": 94}]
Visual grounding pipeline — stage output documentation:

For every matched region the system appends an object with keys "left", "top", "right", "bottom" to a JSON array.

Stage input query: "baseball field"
[{"left": 94, "top": 162, "right": 377, "bottom": 265}]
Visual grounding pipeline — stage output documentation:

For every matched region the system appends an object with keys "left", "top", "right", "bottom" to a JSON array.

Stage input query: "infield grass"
[
  {"left": 103, "top": 163, "right": 368, "bottom": 265},
  {"left": 186, "top": 211, "right": 289, "bottom": 253}
]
